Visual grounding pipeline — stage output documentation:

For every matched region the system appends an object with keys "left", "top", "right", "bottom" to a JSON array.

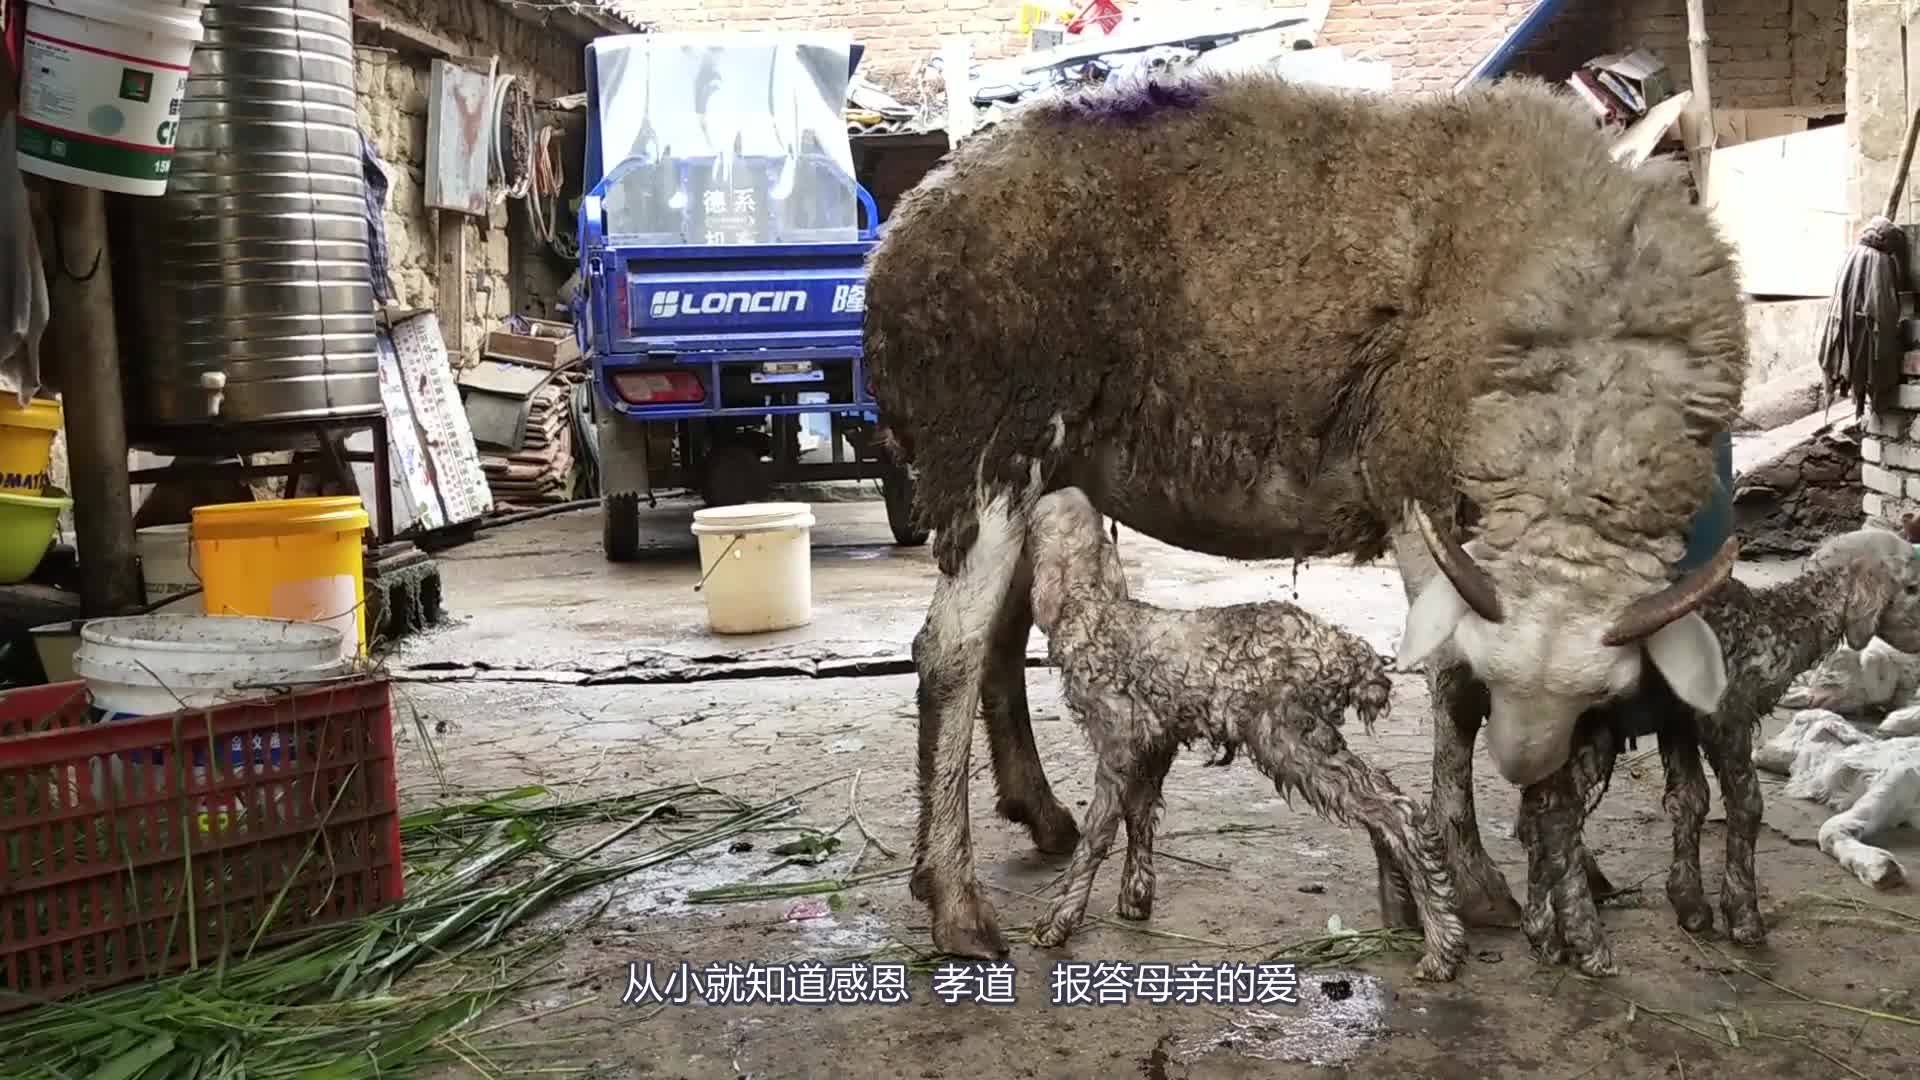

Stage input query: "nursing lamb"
[
  {"left": 869, "top": 72, "right": 1747, "bottom": 961},
  {"left": 1025, "top": 488, "right": 1467, "bottom": 981},
  {"left": 1545, "top": 528, "right": 1920, "bottom": 966}
]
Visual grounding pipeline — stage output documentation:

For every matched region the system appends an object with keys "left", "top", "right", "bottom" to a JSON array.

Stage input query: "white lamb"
[{"left": 1754, "top": 709, "right": 1920, "bottom": 889}]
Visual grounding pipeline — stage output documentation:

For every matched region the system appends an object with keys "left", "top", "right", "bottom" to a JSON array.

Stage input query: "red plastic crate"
[{"left": 0, "top": 678, "right": 404, "bottom": 1012}]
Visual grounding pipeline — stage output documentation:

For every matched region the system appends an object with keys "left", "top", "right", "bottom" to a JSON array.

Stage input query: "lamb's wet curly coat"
[
  {"left": 1025, "top": 489, "right": 1468, "bottom": 981},
  {"left": 1534, "top": 528, "right": 1920, "bottom": 969}
]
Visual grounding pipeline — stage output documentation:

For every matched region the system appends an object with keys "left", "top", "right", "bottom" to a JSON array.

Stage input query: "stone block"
[
  {"left": 1864, "top": 436, "right": 1885, "bottom": 463},
  {"left": 1862, "top": 462, "right": 1906, "bottom": 495}
]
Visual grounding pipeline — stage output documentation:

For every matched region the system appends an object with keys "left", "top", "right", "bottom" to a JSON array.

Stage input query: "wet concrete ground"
[{"left": 392, "top": 486, "right": 1920, "bottom": 1080}]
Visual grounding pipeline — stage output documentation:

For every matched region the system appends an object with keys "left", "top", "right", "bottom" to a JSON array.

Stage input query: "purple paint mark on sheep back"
[{"left": 1044, "top": 78, "right": 1213, "bottom": 125}]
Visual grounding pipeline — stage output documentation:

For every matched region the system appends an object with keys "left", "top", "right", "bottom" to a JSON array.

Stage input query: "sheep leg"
[
  {"left": 1701, "top": 723, "right": 1766, "bottom": 945},
  {"left": 1659, "top": 726, "right": 1713, "bottom": 933},
  {"left": 1517, "top": 747, "right": 1617, "bottom": 977},
  {"left": 910, "top": 492, "right": 1030, "bottom": 960},
  {"left": 1247, "top": 724, "right": 1467, "bottom": 982},
  {"left": 1816, "top": 764, "right": 1920, "bottom": 890},
  {"left": 1427, "top": 663, "right": 1524, "bottom": 928},
  {"left": 1372, "top": 833, "right": 1419, "bottom": 929},
  {"left": 979, "top": 558, "right": 1080, "bottom": 855},
  {"left": 1032, "top": 760, "right": 1128, "bottom": 947},
  {"left": 1117, "top": 746, "right": 1175, "bottom": 921}
]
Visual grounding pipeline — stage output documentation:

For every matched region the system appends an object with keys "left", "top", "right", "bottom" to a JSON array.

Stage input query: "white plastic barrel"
[
  {"left": 136, "top": 523, "right": 198, "bottom": 605},
  {"left": 73, "top": 614, "right": 349, "bottom": 834},
  {"left": 690, "top": 502, "right": 816, "bottom": 634},
  {"left": 16, "top": 0, "right": 210, "bottom": 196},
  {"left": 75, "top": 613, "right": 348, "bottom": 718}
]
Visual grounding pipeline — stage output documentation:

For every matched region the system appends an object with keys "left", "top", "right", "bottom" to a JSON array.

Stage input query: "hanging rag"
[
  {"left": 1816, "top": 215, "right": 1905, "bottom": 419},
  {"left": 1817, "top": 104, "right": 1920, "bottom": 420},
  {"left": 0, "top": 108, "right": 50, "bottom": 406},
  {"left": 360, "top": 128, "right": 396, "bottom": 305}
]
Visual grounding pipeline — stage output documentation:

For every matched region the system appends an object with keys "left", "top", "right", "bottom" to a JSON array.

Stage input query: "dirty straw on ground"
[{"left": 0, "top": 780, "right": 826, "bottom": 1079}]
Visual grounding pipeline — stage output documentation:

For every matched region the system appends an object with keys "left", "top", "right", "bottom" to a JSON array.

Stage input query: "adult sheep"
[{"left": 866, "top": 72, "right": 1747, "bottom": 962}]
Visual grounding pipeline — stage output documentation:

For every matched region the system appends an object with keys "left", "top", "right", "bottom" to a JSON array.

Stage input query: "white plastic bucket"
[
  {"left": 136, "top": 523, "right": 197, "bottom": 605},
  {"left": 690, "top": 502, "right": 816, "bottom": 634},
  {"left": 73, "top": 614, "right": 349, "bottom": 834},
  {"left": 16, "top": 0, "right": 210, "bottom": 196},
  {"left": 75, "top": 613, "right": 349, "bottom": 719}
]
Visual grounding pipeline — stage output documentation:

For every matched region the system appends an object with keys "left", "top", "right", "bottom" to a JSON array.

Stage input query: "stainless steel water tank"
[{"left": 133, "top": 0, "right": 381, "bottom": 427}]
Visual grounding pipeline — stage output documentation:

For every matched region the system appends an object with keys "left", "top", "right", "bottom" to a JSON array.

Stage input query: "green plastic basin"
[{"left": 0, "top": 491, "right": 71, "bottom": 584}]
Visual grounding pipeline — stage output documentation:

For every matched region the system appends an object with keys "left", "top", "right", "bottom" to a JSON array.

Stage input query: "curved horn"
[
  {"left": 1601, "top": 536, "right": 1740, "bottom": 647},
  {"left": 1406, "top": 499, "right": 1503, "bottom": 623}
]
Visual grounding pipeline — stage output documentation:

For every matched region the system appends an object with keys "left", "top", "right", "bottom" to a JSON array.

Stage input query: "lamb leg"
[
  {"left": 1032, "top": 761, "right": 1128, "bottom": 947},
  {"left": 1703, "top": 722, "right": 1767, "bottom": 945},
  {"left": 1816, "top": 765, "right": 1920, "bottom": 889},
  {"left": 910, "top": 493, "right": 1030, "bottom": 960},
  {"left": 1117, "top": 747, "right": 1176, "bottom": 921},
  {"left": 1659, "top": 726, "right": 1713, "bottom": 933},
  {"left": 980, "top": 560, "right": 1081, "bottom": 855},
  {"left": 1427, "top": 663, "right": 1524, "bottom": 927},
  {"left": 1247, "top": 717, "right": 1466, "bottom": 982},
  {"left": 1517, "top": 731, "right": 1617, "bottom": 978}
]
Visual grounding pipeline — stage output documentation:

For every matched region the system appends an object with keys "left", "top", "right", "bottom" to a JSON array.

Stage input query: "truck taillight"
[
  {"left": 612, "top": 370, "right": 706, "bottom": 405},
  {"left": 611, "top": 282, "right": 631, "bottom": 331}
]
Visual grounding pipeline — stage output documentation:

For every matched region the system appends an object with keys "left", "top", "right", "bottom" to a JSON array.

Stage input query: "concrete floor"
[{"left": 390, "top": 488, "right": 1919, "bottom": 1080}]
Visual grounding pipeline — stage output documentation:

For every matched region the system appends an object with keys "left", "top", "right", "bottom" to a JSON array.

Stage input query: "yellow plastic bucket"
[
  {"left": 0, "top": 396, "right": 63, "bottom": 495},
  {"left": 190, "top": 496, "right": 370, "bottom": 659}
]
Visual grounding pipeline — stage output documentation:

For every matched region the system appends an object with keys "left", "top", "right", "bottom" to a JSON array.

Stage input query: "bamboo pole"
[{"left": 1685, "top": 0, "right": 1715, "bottom": 193}]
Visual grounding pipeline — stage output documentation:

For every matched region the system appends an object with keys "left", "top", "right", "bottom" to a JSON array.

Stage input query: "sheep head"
[
  {"left": 1808, "top": 528, "right": 1920, "bottom": 654},
  {"left": 1397, "top": 499, "right": 1736, "bottom": 787},
  {"left": 1029, "top": 487, "right": 1128, "bottom": 633}
]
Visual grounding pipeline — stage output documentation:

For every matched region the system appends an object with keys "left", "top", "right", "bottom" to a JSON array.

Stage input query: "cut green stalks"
[{"left": 0, "top": 781, "right": 810, "bottom": 1079}]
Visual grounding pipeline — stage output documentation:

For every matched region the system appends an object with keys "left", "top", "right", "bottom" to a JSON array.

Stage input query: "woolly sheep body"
[
  {"left": 869, "top": 71, "right": 1748, "bottom": 962},
  {"left": 1025, "top": 489, "right": 1468, "bottom": 981}
]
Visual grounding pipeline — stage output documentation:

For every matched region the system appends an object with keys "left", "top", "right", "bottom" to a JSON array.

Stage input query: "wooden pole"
[
  {"left": 1685, "top": 0, "right": 1715, "bottom": 193},
  {"left": 43, "top": 184, "right": 143, "bottom": 615}
]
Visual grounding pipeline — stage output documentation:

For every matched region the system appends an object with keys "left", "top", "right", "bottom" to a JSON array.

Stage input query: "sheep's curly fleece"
[{"left": 866, "top": 71, "right": 1747, "bottom": 580}]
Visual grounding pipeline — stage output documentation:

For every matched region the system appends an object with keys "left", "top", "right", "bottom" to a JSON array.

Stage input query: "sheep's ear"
[
  {"left": 1644, "top": 611, "right": 1728, "bottom": 714},
  {"left": 1843, "top": 568, "right": 1880, "bottom": 651},
  {"left": 1399, "top": 573, "right": 1468, "bottom": 667}
]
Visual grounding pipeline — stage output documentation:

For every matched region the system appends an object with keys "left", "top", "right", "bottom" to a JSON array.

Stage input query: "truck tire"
[
  {"left": 603, "top": 491, "right": 642, "bottom": 562},
  {"left": 883, "top": 464, "right": 929, "bottom": 546},
  {"left": 701, "top": 440, "right": 772, "bottom": 507}
]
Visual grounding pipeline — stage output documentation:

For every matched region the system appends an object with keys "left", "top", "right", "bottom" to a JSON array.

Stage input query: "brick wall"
[
  {"left": 637, "top": 0, "right": 1843, "bottom": 107},
  {"left": 639, "top": 0, "right": 1034, "bottom": 94},
  {"left": 352, "top": 0, "right": 585, "bottom": 364},
  {"left": 1326, "top": 0, "right": 1843, "bottom": 103}
]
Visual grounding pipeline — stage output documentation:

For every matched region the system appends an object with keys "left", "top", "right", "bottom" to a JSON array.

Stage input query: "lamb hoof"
[
  {"left": 1673, "top": 904, "right": 1714, "bottom": 935},
  {"left": 1574, "top": 942, "right": 1618, "bottom": 978},
  {"left": 998, "top": 796, "right": 1082, "bottom": 856},
  {"left": 931, "top": 893, "right": 1011, "bottom": 960},
  {"left": 1728, "top": 918, "right": 1767, "bottom": 948},
  {"left": 1116, "top": 890, "right": 1153, "bottom": 922},
  {"left": 1030, "top": 910, "right": 1076, "bottom": 949},
  {"left": 1414, "top": 952, "right": 1463, "bottom": 982},
  {"left": 1855, "top": 858, "right": 1907, "bottom": 891}
]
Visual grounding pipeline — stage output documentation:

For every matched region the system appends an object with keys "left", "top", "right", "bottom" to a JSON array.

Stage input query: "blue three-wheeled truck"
[{"left": 572, "top": 33, "right": 924, "bottom": 561}]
